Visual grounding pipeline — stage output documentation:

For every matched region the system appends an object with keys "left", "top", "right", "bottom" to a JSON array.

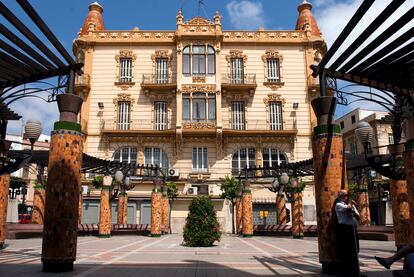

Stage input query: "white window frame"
[
  {"left": 267, "top": 59, "right": 280, "bottom": 82},
  {"left": 182, "top": 93, "right": 216, "bottom": 124},
  {"left": 232, "top": 148, "right": 256, "bottom": 175},
  {"left": 263, "top": 148, "right": 288, "bottom": 167},
  {"left": 230, "top": 58, "right": 244, "bottom": 84},
  {"left": 388, "top": 133, "right": 394, "bottom": 145},
  {"left": 182, "top": 45, "right": 215, "bottom": 76},
  {"left": 144, "top": 147, "right": 169, "bottom": 171},
  {"left": 119, "top": 58, "right": 133, "bottom": 83},
  {"left": 232, "top": 101, "right": 245, "bottom": 130},
  {"left": 118, "top": 101, "right": 131, "bottom": 130},
  {"left": 192, "top": 147, "right": 208, "bottom": 172},
  {"left": 154, "top": 101, "right": 168, "bottom": 130},
  {"left": 269, "top": 102, "right": 283, "bottom": 130},
  {"left": 113, "top": 147, "right": 137, "bottom": 163},
  {"left": 156, "top": 58, "right": 168, "bottom": 84}
]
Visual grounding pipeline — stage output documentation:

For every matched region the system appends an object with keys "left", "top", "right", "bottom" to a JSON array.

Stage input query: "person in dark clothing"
[{"left": 335, "top": 189, "right": 365, "bottom": 277}]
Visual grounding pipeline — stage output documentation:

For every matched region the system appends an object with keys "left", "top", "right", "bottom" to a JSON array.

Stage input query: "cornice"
[{"left": 75, "top": 30, "right": 320, "bottom": 45}]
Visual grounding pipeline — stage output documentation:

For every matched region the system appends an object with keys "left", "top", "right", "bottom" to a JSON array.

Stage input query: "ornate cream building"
[{"left": 73, "top": 1, "right": 325, "bottom": 232}]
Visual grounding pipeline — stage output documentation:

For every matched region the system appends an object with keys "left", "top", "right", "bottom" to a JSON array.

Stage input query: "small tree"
[
  {"left": 220, "top": 176, "right": 240, "bottom": 234},
  {"left": 183, "top": 197, "right": 221, "bottom": 247},
  {"left": 166, "top": 181, "right": 178, "bottom": 234}
]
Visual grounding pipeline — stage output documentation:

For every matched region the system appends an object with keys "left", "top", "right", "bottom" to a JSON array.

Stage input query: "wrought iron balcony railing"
[
  {"left": 100, "top": 119, "right": 172, "bottom": 132},
  {"left": 221, "top": 74, "right": 256, "bottom": 85},
  {"left": 74, "top": 73, "right": 91, "bottom": 90},
  {"left": 223, "top": 119, "right": 298, "bottom": 132},
  {"left": 141, "top": 74, "right": 176, "bottom": 90}
]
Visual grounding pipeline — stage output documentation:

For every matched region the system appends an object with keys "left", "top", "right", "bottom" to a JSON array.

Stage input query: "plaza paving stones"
[{"left": 0, "top": 234, "right": 401, "bottom": 276}]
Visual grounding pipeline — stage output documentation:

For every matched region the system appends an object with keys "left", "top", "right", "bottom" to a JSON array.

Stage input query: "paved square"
[{"left": 0, "top": 235, "right": 401, "bottom": 276}]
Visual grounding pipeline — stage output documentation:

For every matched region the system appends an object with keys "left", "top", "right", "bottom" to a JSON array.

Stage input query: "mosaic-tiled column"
[
  {"left": 242, "top": 180, "right": 253, "bottom": 237},
  {"left": 0, "top": 175, "right": 10, "bottom": 249},
  {"left": 390, "top": 180, "right": 410, "bottom": 247},
  {"left": 151, "top": 179, "right": 162, "bottom": 237},
  {"left": 78, "top": 191, "right": 83, "bottom": 224},
  {"left": 403, "top": 118, "right": 414, "bottom": 241},
  {"left": 41, "top": 93, "right": 83, "bottom": 272},
  {"left": 98, "top": 176, "right": 112, "bottom": 237},
  {"left": 292, "top": 192, "right": 304, "bottom": 238},
  {"left": 235, "top": 186, "right": 243, "bottom": 234},
  {"left": 161, "top": 185, "right": 169, "bottom": 234},
  {"left": 357, "top": 191, "right": 371, "bottom": 226},
  {"left": 311, "top": 96, "right": 344, "bottom": 274},
  {"left": 32, "top": 186, "right": 46, "bottom": 224},
  {"left": 276, "top": 194, "right": 287, "bottom": 224},
  {"left": 117, "top": 193, "right": 128, "bottom": 225}
]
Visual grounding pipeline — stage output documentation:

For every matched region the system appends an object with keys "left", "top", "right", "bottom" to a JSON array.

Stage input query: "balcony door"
[{"left": 230, "top": 58, "right": 244, "bottom": 84}]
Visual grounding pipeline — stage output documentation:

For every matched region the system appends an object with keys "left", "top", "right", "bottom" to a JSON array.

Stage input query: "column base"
[
  {"left": 42, "top": 262, "right": 73, "bottom": 272},
  {"left": 321, "top": 262, "right": 344, "bottom": 274},
  {"left": 293, "top": 234, "right": 304, "bottom": 239},
  {"left": 97, "top": 234, "right": 111, "bottom": 238},
  {"left": 242, "top": 234, "right": 253, "bottom": 238},
  {"left": 151, "top": 233, "right": 161, "bottom": 237}
]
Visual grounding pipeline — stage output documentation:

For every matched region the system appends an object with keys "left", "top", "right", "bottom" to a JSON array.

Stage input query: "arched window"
[
  {"left": 232, "top": 148, "right": 255, "bottom": 176},
  {"left": 262, "top": 148, "right": 288, "bottom": 167},
  {"left": 144, "top": 147, "right": 169, "bottom": 172},
  {"left": 182, "top": 45, "right": 215, "bottom": 76},
  {"left": 113, "top": 147, "right": 137, "bottom": 163}
]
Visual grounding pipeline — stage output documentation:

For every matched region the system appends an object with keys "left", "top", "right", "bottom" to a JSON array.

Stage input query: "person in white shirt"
[{"left": 335, "top": 189, "right": 364, "bottom": 277}]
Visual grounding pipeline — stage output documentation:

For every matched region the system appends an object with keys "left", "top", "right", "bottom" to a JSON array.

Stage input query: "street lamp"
[
  {"left": 355, "top": 121, "right": 373, "bottom": 155},
  {"left": 280, "top": 173, "right": 289, "bottom": 186},
  {"left": 24, "top": 119, "right": 42, "bottom": 152},
  {"left": 114, "top": 170, "right": 124, "bottom": 183}
]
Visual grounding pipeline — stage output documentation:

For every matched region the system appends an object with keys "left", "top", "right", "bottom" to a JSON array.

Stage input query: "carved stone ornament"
[
  {"left": 182, "top": 122, "right": 217, "bottom": 129},
  {"left": 261, "top": 49, "right": 283, "bottom": 63},
  {"left": 113, "top": 93, "right": 135, "bottom": 126},
  {"left": 181, "top": 84, "right": 217, "bottom": 93},
  {"left": 263, "top": 93, "right": 286, "bottom": 106},
  {"left": 264, "top": 82, "right": 285, "bottom": 91},
  {"left": 114, "top": 50, "right": 137, "bottom": 90},
  {"left": 151, "top": 50, "right": 172, "bottom": 62},
  {"left": 225, "top": 50, "right": 247, "bottom": 63},
  {"left": 115, "top": 50, "right": 137, "bottom": 62},
  {"left": 192, "top": 76, "right": 205, "bottom": 83},
  {"left": 184, "top": 17, "right": 214, "bottom": 25}
]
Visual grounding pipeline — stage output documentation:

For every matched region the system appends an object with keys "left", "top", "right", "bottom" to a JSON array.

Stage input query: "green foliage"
[
  {"left": 183, "top": 197, "right": 221, "bottom": 247},
  {"left": 220, "top": 176, "right": 239, "bottom": 203},
  {"left": 285, "top": 178, "right": 306, "bottom": 194},
  {"left": 166, "top": 182, "right": 179, "bottom": 200},
  {"left": 92, "top": 175, "right": 103, "bottom": 189}
]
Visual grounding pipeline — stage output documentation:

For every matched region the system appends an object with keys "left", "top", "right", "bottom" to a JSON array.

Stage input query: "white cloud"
[{"left": 226, "top": 1, "right": 266, "bottom": 30}]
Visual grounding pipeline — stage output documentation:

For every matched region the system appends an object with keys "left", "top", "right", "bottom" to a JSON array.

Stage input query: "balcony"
[
  {"left": 100, "top": 119, "right": 175, "bottom": 135},
  {"left": 307, "top": 74, "right": 320, "bottom": 93},
  {"left": 74, "top": 73, "right": 90, "bottom": 92},
  {"left": 223, "top": 119, "right": 298, "bottom": 136},
  {"left": 221, "top": 74, "right": 257, "bottom": 94},
  {"left": 141, "top": 74, "right": 177, "bottom": 91}
]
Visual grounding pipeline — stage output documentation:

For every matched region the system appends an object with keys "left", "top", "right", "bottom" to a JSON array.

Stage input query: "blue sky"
[{"left": 3, "top": 0, "right": 413, "bottom": 135}]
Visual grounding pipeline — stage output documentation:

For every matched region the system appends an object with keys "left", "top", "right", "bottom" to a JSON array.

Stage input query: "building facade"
[{"left": 73, "top": 1, "right": 325, "bottom": 232}]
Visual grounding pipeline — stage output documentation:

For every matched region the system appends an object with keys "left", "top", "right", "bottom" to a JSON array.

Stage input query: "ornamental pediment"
[{"left": 184, "top": 17, "right": 214, "bottom": 25}]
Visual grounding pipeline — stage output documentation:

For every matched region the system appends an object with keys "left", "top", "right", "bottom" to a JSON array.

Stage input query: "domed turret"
[
  {"left": 295, "top": 0, "right": 321, "bottom": 37},
  {"left": 80, "top": 2, "right": 106, "bottom": 35}
]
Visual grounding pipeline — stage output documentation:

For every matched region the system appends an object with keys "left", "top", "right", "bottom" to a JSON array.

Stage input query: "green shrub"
[{"left": 183, "top": 197, "right": 221, "bottom": 247}]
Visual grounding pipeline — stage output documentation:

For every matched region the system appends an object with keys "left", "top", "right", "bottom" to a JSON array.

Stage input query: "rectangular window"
[
  {"left": 193, "top": 45, "right": 206, "bottom": 76},
  {"left": 232, "top": 101, "right": 245, "bottom": 130},
  {"left": 267, "top": 59, "right": 280, "bottom": 82},
  {"left": 208, "top": 94, "right": 216, "bottom": 122},
  {"left": 231, "top": 58, "right": 244, "bottom": 84},
  {"left": 388, "top": 133, "right": 394, "bottom": 145},
  {"left": 154, "top": 101, "right": 167, "bottom": 130},
  {"left": 156, "top": 59, "right": 168, "bottom": 84},
  {"left": 120, "top": 58, "right": 132, "bottom": 83},
  {"left": 192, "top": 96, "right": 206, "bottom": 122},
  {"left": 340, "top": 121, "right": 345, "bottom": 129},
  {"left": 192, "top": 147, "right": 208, "bottom": 172},
  {"left": 350, "top": 140, "right": 358, "bottom": 154},
  {"left": 183, "top": 94, "right": 190, "bottom": 121},
  {"left": 351, "top": 115, "right": 356, "bottom": 124},
  {"left": 117, "top": 101, "right": 130, "bottom": 130},
  {"left": 183, "top": 54, "right": 190, "bottom": 75},
  {"left": 269, "top": 102, "right": 283, "bottom": 130}
]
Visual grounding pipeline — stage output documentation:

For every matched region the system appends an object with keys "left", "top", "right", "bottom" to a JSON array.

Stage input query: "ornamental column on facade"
[
  {"left": 403, "top": 118, "right": 414, "bottom": 241},
  {"left": 0, "top": 175, "right": 10, "bottom": 249},
  {"left": 311, "top": 96, "right": 345, "bottom": 274},
  {"left": 242, "top": 180, "right": 253, "bottom": 237},
  {"left": 161, "top": 185, "right": 169, "bottom": 234},
  {"left": 41, "top": 94, "right": 83, "bottom": 272},
  {"left": 98, "top": 176, "right": 112, "bottom": 237},
  {"left": 151, "top": 179, "right": 163, "bottom": 237},
  {"left": 390, "top": 179, "right": 410, "bottom": 247},
  {"left": 117, "top": 193, "right": 128, "bottom": 225}
]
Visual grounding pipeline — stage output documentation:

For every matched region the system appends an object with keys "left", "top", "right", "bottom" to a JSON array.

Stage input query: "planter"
[
  {"left": 311, "top": 96, "right": 337, "bottom": 126},
  {"left": 57, "top": 94, "right": 83, "bottom": 122}
]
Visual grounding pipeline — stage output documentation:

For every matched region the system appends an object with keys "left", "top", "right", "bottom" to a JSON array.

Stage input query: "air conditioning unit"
[
  {"left": 187, "top": 186, "right": 198, "bottom": 196},
  {"left": 168, "top": 168, "right": 180, "bottom": 178}
]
